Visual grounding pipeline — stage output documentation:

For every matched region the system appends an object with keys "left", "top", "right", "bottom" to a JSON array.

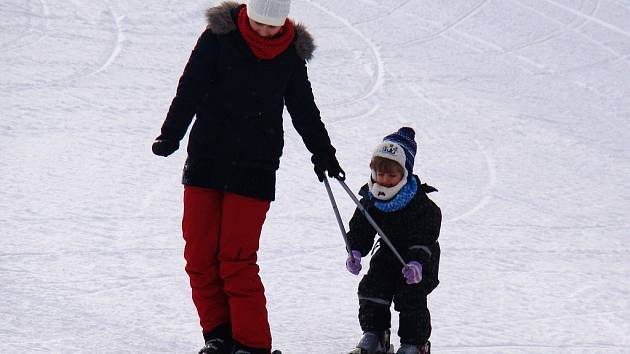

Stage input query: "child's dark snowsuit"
[{"left": 347, "top": 175, "right": 441, "bottom": 345}]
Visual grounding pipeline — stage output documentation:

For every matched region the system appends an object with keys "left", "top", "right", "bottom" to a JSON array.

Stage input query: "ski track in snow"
[
  {"left": 502, "top": 0, "right": 594, "bottom": 54},
  {"left": 44, "top": 4, "right": 126, "bottom": 85},
  {"left": 0, "top": 0, "right": 50, "bottom": 52},
  {"left": 401, "top": 80, "right": 497, "bottom": 223},
  {"left": 86, "top": 5, "right": 125, "bottom": 78},
  {"left": 401, "top": 0, "right": 491, "bottom": 47},
  {"left": 303, "top": 0, "right": 385, "bottom": 108},
  {"left": 351, "top": 0, "right": 414, "bottom": 26},
  {"left": 2, "top": 0, "right": 630, "bottom": 353},
  {"left": 446, "top": 139, "right": 496, "bottom": 223},
  {"left": 327, "top": 104, "right": 381, "bottom": 126},
  {"left": 542, "top": 0, "right": 630, "bottom": 40},
  {"left": 512, "top": 0, "right": 630, "bottom": 64},
  {"left": 3, "top": 1, "right": 127, "bottom": 91}
]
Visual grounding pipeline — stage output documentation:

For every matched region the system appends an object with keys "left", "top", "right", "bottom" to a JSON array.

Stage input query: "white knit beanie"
[{"left": 247, "top": 0, "right": 291, "bottom": 26}]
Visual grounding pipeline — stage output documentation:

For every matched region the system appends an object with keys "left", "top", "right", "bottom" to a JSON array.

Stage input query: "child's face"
[{"left": 375, "top": 170, "right": 403, "bottom": 187}]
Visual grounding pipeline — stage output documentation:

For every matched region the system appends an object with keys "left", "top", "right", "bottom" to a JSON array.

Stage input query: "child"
[{"left": 345, "top": 127, "right": 441, "bottom": 354}]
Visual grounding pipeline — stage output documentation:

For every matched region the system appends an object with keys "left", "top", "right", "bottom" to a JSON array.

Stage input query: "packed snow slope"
[{"left": 2, "top": 0, "right": 629, "bottom": 353}]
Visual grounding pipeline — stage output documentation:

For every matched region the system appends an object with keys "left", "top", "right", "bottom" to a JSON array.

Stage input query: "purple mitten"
[
  {"left": 402, "top": 261, "right": 423, "bottom": 284},
  {"left": 346, "top": 250, "right": 362, "bottom": 275}
]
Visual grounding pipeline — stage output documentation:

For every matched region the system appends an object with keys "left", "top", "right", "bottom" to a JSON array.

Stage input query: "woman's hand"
[
  {"left": 312, "top": 153, "right": 345, "bottom": 181},
  {"left": 152, "top": 138, "right": 179, "bottom": 157}
]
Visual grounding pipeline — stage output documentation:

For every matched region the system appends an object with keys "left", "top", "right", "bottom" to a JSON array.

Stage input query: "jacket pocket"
[{"left": 242, "top": 114, "right": 283, "bottom": 164}]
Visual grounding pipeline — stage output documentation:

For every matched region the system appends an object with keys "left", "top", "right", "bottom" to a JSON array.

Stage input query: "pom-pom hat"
[
  {"left": 369, "top": 127, "right": 418, "bottom": 200},
  {"left": 372, "top": 127, "right": 417, "bottom": 178}
]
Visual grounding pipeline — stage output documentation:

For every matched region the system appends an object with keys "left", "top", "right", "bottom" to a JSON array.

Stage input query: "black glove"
[
  {"left": 311, "top": 153, "right": 345, "bottom": 182},
  {"left": 152, "top": 138, "right": 179, "bottom": 157}
]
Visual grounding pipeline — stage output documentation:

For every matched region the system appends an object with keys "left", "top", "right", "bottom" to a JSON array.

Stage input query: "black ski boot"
[
  {"left": 396, "top": 341, "right": 431, "bottom": 354},
  {"left": 198, "top": 338, "right": 230, "bottom": 354},
  {"left": 199, "top": 323, "right": 232, "bottom": 354},
  {"left": 349, "top": 330, "right": 394, "bottom": 354}
]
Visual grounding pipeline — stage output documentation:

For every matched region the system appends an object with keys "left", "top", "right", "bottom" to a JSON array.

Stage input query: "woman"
[{"left": 151, "top": 1, "right": 343, "bottom": 353}]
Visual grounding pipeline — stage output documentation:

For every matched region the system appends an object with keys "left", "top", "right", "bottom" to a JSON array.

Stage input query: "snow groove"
[
  {"left": 447, "top": 139, "right": 496, "bottom": 223},
  {"left": 0, "top": 0, "right": 50, "bottom": 52},
  {"left": 541, "top": 0, "right": 630, "bottom": 40},
  {"left": 304, "top": 0, "right": 385, "bottom": 107},
  {"left": 2, "top": 0, "right": 630, "bottom": 353},
  {"left": 401, "top": 0, "right": 490, "bottom": 47},
  {"left": 86, "top": 5, "right": 125, "bottom": 77}
]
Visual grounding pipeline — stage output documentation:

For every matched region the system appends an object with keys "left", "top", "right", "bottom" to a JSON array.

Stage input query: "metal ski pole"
[
  {"left": 323, "top": 177, "right": 351, "bottom": 253},
  {"left": 336, "top": 179, "right": 407, "bottom": 267}
]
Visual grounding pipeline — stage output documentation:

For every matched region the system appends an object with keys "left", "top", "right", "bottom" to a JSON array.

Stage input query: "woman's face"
[{"left": 248, "top": 19, "right": 283, "bottom": 38}]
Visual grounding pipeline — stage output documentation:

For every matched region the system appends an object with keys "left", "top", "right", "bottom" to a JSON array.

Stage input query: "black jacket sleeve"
[
  {"left": 284, "top": 58, "right": 335, "bottom": 157},
  {"left": 158, "top": 29, "right": 218, "bottom": 142},
  {"left": 346, "top": 195, "right": 377, "bottom": 257}
]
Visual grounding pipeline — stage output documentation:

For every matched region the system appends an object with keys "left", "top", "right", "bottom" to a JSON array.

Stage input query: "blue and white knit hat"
[
  {"left": 372, "top": 127, "right": 417, "bottom": 178},
  {"left": 369, "top": 127, "right": 417, "bottom": 200}
]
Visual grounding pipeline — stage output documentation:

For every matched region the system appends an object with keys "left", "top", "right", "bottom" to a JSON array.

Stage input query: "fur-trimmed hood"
[{"left": 205, "top": 1, "right": 315, "bottom": 61}]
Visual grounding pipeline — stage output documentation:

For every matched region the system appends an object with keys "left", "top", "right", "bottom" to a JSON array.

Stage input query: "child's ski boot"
[
  {"left": 349, "top": 330, "right": 394, "bottom": 354},
  {"left": 395, "top": 341, "right": 431, "bottom": 354}
]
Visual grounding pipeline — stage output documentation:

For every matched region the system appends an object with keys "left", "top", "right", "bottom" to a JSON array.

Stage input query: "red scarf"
[{"left": 237, "top": 6, "right": 295, "bottom": 60}]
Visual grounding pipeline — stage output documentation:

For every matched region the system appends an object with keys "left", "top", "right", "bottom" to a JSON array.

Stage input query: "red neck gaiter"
[{"left": 237, "top": 6, "right": 295, "bottom": 60}]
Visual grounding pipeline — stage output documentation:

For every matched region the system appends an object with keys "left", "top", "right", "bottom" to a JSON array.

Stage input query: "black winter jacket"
[
  {"left": 157, "top": 2, "right": 335, "bottom": 201},
  {"left": 347, "top": 176, "right": 442, "bottom": 291}
]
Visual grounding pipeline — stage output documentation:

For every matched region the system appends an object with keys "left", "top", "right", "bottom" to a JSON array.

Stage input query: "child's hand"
[
  {"left": 402, "top": 261, "right": 422, "bottom": 284},
  {"left": 345, "top": 250, "right": 362, "bottom": 275}
]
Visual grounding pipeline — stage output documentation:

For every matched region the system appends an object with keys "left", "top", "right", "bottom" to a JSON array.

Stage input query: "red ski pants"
[{"left": 182, "top": 186, "right": 272, "bottom": 349}]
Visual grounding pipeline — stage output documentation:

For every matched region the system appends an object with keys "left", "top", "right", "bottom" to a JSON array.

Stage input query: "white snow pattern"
[{"left": 1, "top": 0, "right": 629, "bottom": 353}]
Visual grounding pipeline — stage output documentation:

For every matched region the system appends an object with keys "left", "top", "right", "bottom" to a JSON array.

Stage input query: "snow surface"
[{"left": 2, "top": 0, "right": 630, "bottom": 353}]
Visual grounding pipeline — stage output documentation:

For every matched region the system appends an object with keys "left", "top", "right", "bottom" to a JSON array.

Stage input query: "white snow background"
[{"left": 2, "top": 0, "right": 630, "bottom": 353}]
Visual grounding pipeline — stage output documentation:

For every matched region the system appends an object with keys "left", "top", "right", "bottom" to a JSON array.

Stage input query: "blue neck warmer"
[{"left": 369, "top": 176, "right": 418, "bottom": 213}]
